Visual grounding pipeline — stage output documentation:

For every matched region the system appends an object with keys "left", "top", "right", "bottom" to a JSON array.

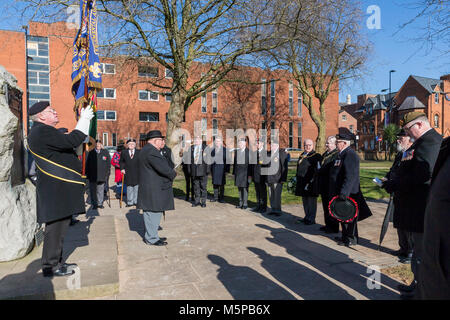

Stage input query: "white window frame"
[
  {"left": 98, "top": 88, "right": 116, "bottom": 99},
  {"left": 288, "top": 81, "right": 293, "bottom": 116},
  {"left": 270, "top": 80, "right": 276, "bottom": 116},
  {"left": 103, "top": 132, "right": 109, "bottom": 146},
  {"left": 97, "top": 110, "right": 117, "bottom": 121},
  {"left": 342, "top": 114, "right": 347, "bottom": 121},
  {"left": 261, "top": 78, "right": 267, "bottom": 115},
  {"left": 138, "top": 66, "right": 158, "bottom": 78},
  {"left": 212, "top": 119, "right": 218, "bottom": 136},
  {"left": 165, "top": 68, "right": 173, "bottom": 78},
  {"left": 435, "top": 93, "right": 439, "bottom": 104},
  {"left": 138, "top": 90, "right": 159, "bottom": 101},
  {"left": 212, "top": 89, "right": 218, "bottom": 114},
  {"left": 139, "top": 112, "right": 160, "bottom": 122},
  {"left": 100, "top": 63, "right": 115, "bottom": 75},
  {"left": 201, "top": 90, "right": 207, "bottom": 113},
  {"left": 165, "top": 92, "right": 172, "bottom": 102}
]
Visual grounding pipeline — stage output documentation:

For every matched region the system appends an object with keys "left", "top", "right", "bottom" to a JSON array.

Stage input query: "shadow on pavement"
[
  {"left": 125, "top": 210, "right": 145, "bottom": 239},
  {"left": 207, "top": 254, "right": 296, "bottom": 300}
]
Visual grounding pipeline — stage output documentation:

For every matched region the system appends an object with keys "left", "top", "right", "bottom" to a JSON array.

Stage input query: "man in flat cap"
[
  {"left": 86, "top": 139, "right": 111, "bottom": 209},
  {"left": 27, "top": 101, "right": 94, "bottom": 277},
  {"left": 137, "top": 130, "right": 176, "bottom": 246},
  {"left": 382, "top": 111, "right": 442, "bottom": 298},
  {"left": 329, "top": 131, "right": 372, "bottom": 247},
  {"left": 382, "top": 129, "right": 414, "bottom": 263},
  {"left": 120, "top": 138, "right": 140, "bottom": 207}
]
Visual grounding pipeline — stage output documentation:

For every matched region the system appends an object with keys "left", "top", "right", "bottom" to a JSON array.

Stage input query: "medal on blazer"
[
  {"left": 334, "top": 159, "right": 341, "bottom": 166},
  {"left": 401, "top": 149, "right": 415, "bottom": 161}
]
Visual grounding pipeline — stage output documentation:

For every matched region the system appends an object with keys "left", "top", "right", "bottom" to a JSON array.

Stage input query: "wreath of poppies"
[{"left": 328, "top": 195, "right": 359, "bottom": 223}]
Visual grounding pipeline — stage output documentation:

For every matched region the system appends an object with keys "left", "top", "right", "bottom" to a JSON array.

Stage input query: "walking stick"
[
  {"left": 120, "top": 173, "right": 124, "bottom": 208},
  {"left": 107, "top": 183, "right": 111, "bottom": 208}
]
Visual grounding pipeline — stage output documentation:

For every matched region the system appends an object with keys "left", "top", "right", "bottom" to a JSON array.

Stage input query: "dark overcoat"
[
  {"left": 250, "top": 148, "right": 269, "bottom": 184},
  {"left": 329, "top": 146, "right": 372, "bottom": 222},
  {"left": 384, "top": 129, "right": 442, "bottom": 232},
  {"left": 266, "top": 148, "right": 289, "bottom": 184},
  {"left": 233, "top": 148, "right": 251, "bottom": 187},
  {"left": 27, "top": 121, "right": 86, "bottom": 223},
  {"left": 161, "top": 145, "right": 175, "bottom": 169},
  {"left": 383, "top": 151, "right": 403, "bottom": 227},
  {"left": 137, "top": 143, "right": 177, "bottom": 212},
  {"left": 418, "top": 137, "right": 450, "bottom": 299},
  {"left": 295, "top": 151, "right": 322, "bottom": 197},
  {"left": 119, "top": 149, "right": 140, "bottom": 186},
  {"left": 317, "top": 149, "right": 339, "bottom": 199},
  {"left": 210, "top": 146, "right": 230, "bottom": 185},
  {"left": 190, "top": 144, "right": 209, "bottom": 177},
  {"left": 86, "top": 148, "right": 111, "bottom": 183}
]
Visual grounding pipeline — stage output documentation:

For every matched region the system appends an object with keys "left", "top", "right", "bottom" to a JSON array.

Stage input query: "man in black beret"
[
  {"left": 137, "top": 130, "right": 177, "bottom": 246},
  {"left": 120, "top": 138, "right": 140, "bottom": 207},
  {"left": 329, "top": 131, "right": 372, "bottom": 247},
  {"left": 27, "top": 101, "right": 94, "bottom": 277},
  {"left": 382, "top": 111, "right": 442, "bottom": 298}
]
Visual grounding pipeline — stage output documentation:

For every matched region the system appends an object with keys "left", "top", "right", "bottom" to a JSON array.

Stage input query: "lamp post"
[{"left": 388, "top": 70, "right": 396, "bottom": 124}]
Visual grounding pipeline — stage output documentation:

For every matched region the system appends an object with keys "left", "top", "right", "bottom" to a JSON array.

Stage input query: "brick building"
[{"left": 0, "top": 21, "right": 340, "bottom": 150}]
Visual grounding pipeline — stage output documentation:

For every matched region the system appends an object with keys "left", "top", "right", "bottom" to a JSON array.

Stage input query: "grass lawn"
[
  {"left": 173, "top": 167, "right": 390, "bottom": 206},
  {"left": 360, "top": 160, "right": 394, "bottom": 168},
  {"left": 381, "top": 264, "right": 414, "bottom": 285}
]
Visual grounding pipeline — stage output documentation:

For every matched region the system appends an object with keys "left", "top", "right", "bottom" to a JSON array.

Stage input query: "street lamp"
[{"left": 388, "top": 70, "right": 396, "bottom": 123}]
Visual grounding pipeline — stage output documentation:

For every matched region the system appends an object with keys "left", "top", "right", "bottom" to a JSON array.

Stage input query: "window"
[
  {"left": 98, "top": 88, "right": 116, "bottom": 99},
  {"left": 165, "top": 92, "right": 172, "bottom": 102},
  {"left": 201, "top": 90, "right": 207, "bottom": 113},
  {"left": 100, "top": 63, "right": 115, "bottom": 74},
  {"left": 289, "top": 122, "right": 293, "bottom": 148},
  {"left": 435, "top": 93, "right": 439, "bottom": 104},
  {"left": 138, "top": 66, "right": 158, "bottom": 77},
  {"left": 103, "top": 133, "right": 108, "bottom": 146},
  {"left": 297, "top": 122, "right": 302, "bottom": 148},
  {"left": 261, "top": 79, "right": 267, "bottom": 115},
  {"left": 364, "top": 140, "right": 368, "bottom": 150},
  {"left": 270, "top": 80, "right": 275, "bottom": 116},
  {"left": 369, "top": 123, "right": 375, "bottom": 134},
  {"left": 342, "top": 114, "right": 347, "bottom": 121},
  {"left": 370, "top": 139, "right": 375, "bottom": 150},
  {"left": 96, "top": 110, "right": 116, "bottom": 121},
  {"left": 165, "top": 68, "right": 173, "bottom": 78},
  {"left": 434, "top": 114, "right": 439, "bottom": 128},
  {"left": 139, "top": 112, "right": 159, "bottom": 122},
  {"left": 297, "top": 91, "right": 302, "bottom": 117},
  {"left": 112, "top": 133, "right": 117, "bottom": 147},
  {"left": 138, "top": 90, "right": 159, "bottom": 101},
  {"left": 212, "top": 119, "right": 218, "bottom": 136},
  {"left": 349, "top": 125, "right": 354, "bottom": 133},
  {"left": 212, "top": 89, "right": 218, "bottom": 113},
  {"left": 261, "top": 121, "right": 267, "bottom": 141},
  {"left": 289, "top": 81, "right": 293, "bottom": 116}
]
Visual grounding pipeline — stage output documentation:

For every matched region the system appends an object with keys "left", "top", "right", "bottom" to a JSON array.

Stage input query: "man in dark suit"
[
  {"left": 86, "top": 140, "right": 111, "bottom": 209},
  {"left": 191, "top": 136, "right": 209, "bottom": 207},
  {"left": 418, "top": 136, "right": 450, "bottom": 299},
  {"left": 295, "top": 138, "right": 322, "bottom": 225},
  {"left": 137, "top": 130, "right": 177, "bottom": 246},
  {"left": 210, "top": 136, "right": 229, "bottom": 203},
  {"left": 27, "top": 101, "right": 93, "bottom": 277},
  {"left": 266, "top": 141, "right": 288, "bottom": 216},
  {"left": 382, "top": 129, "right": 414, "bottom": 263},
  {"left": 317, "top": 136, "right": 339, "bottom": 233},
  {"left": 329, "top": 131, "right": 372, "bottom": 247},
  {"left": 180, "top": 140, "right": 194, "bottom": 201},
  {"left": 251, "top": 139, "right": 268, "bottom": 213},
  {"left": 382, "top": 111, "right": 442, "bottom": 298},
  {"left": 120, "top": 138, "right": 140, "bottom": 207},
  {"left": 233, "top": 138, "right": 251, "bottom": 209}
]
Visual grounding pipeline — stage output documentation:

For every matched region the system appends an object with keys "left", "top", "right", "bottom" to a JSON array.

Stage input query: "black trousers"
[
  {"left": 397, "top": 228, "right": 414, "bottom": 255},
  {"left": 254, "top": 181, "right": 267, "bottom": 209},
  {"left": 341, "top": 220, "right": 358, "bottom": 243},
  {"left": 321, "top": 195, "right": 339, "bottom": 232},
  {"left": 268, "top": 183, "right": 283, "bottom": 212},
  {"left": 42, "top": 216, "right": 71, "bottom": 271},
  {"left": 213, "top": 184, "right": 225, "bottom": 201},
  {"left": 184, "top": 173, "right": 194, "bottom": 199},
  {"left": 193, "top": 176, "right": 208, "bottom": 204}
]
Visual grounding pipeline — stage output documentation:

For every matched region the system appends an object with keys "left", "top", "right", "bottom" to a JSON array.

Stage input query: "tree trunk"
[
  {"left": 166, "top": 88, "right": 187, "bottom": 150},
  {"left": 315, "top": 120, "right": 326, "bottom": 154}
]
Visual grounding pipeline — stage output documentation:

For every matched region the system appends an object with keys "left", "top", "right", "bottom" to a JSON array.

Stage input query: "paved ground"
[{"left": 0, "top": 183, "right": 405, "bottom": 300}]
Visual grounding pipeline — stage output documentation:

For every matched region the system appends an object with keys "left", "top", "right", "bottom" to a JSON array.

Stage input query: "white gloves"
[{"left": 75, "top": 105, "right": 94, "bottom": 136}]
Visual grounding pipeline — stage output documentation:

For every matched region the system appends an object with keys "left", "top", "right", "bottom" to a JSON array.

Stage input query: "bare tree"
[
  {"left": 264, "top": 0, "right": 370, "bottom": 153},
  {"left": 19, "top": 0, "right": 290, "bottom": 148}
]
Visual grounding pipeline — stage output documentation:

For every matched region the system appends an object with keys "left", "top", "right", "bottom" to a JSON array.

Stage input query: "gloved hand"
[{"left": 75, "top": 105, "right": 94, "bottom": 136}]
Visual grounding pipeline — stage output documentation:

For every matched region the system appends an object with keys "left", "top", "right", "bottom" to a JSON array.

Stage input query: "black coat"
[
  {"left": 86, "top": 148, "right": 111, "bottom": 183},
  {"left": 317, "top": 149, "right": 339, "bottom": 199},
  {"left": 137, "top": 143, "right": 177, "bottom": 212},
  {"left": 295, "top": 151, "right": 322, "bottom": 197},
  {"left": 27, "top": 122, "right": 86, "bottom": 223},
  {"left": 418, "top": 137, "right": 450, "bottom": 299},
  {"left": 181, "top": 148, "right": 191, "bottom": 176},
  {"left": 329, "top": 146, "right": 372, "bottom": 222},
  {"left": 383, "top": 129, "right": 442, "bottom": 233},
  {"left": 233, "top": 148, "right": 251, "bottom": 187},
  {"left": 161, "top": 145, "right": 175, "bottom": 169},
  {"left": 383, "top": 151, "right": 403, "bottom": 227},
  {"left": 210, "top": 146, "right": 230, "bottom": 185},
  {"left": 190, "top": 144, "right": 209, "bottom": 177},
  {"left": 250, "top": 148, "right": 269, "bottom": 184},
  {"left": 119, "top": 149, "right": 140, "bottom": 186},
  {"left": 266, "top": 148, "right": 289, "bottom": 184}
]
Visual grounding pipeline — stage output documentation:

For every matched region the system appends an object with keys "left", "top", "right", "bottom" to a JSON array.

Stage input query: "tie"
[
  {"left": 130, "top": 150, "right": 134, "bottom": 159},
  {"left": 195, "top": 146, "right": 200, "bottom": 164}
]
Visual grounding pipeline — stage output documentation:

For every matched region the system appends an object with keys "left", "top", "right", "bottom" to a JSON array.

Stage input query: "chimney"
[
  {"left": 346, "top": 94, "right": 351, "bottom": 105},
  {"left": 440, "top": 74, "right": 450, "bottom": 81}
]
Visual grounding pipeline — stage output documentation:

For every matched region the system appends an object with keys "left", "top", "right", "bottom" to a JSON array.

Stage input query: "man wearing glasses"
[
  {"left": 382, "top": 111, "right": 442, "bottom": 299},
  {"left": 27, "top": 101, "right": 94, "bottom": 277}
]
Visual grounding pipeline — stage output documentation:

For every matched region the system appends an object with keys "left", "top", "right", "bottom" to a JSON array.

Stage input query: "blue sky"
[{"left": 1, "top": 1, "right": 449, "bottom": 104}]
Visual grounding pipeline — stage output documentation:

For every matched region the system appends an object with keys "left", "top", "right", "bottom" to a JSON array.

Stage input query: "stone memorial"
[{"left": 0, "top": 65, "right": 37, "bottom": 262}]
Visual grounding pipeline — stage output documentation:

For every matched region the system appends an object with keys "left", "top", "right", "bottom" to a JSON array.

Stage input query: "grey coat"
[{"left": 137, "top": 143, "right": 177, "bottom": 212}]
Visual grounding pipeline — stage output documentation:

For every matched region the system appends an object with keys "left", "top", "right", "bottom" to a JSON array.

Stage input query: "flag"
[{"left": 71, "top": 0, "right": 102, "bottom": 141}]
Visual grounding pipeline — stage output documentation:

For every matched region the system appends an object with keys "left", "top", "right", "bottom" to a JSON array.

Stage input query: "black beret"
[
  {"left": 29, "top": 101, "right": 50, "bottom": 116},
  {"left": 126, "top": 139, "right": 136, "bottom": 144}
]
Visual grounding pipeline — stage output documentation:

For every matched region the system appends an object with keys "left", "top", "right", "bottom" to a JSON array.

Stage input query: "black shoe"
[
  {"left": 251, "top": 206, "right": 261, "bottom": 212},
  {"left": 98, "top": 205, "right": 104, "bottom": 209},
  {"left": 319, "top": 226, "right": 327, "bottom": 231},
  {"left": 192, "top": 203, "right": 200, "bottom": 207},
  {"left": 70, "top": 219, "right": 80, "bottom": 226},
  {"left": 159, "top": 237, "right": 167, "bottom": 241},
  {"left": 43, "top": 266, "right": 74, "bottom": 277},
  {"left": 218, "top": 199, "right": 225, "bottom": 203},
  {"left": 185, "top": 196, "right": 190, "bottom": 201},
  {"left": 398, "top": 281, "right": 416, "bottom": 293},
  {"left": 399, "top": 256, "right": 412, "bottom": 264},
  {"left": 201, "top": 203, "right": 206, "bottom": 208},
  {"left": 259, "top": 207, "right": 267, "bottom": 213},
  {"left": 242, "top": 206, "right": 248, "bottom": 210},
  {"left": 93, "top": 205, "right": 98, "bottom": 209},
  {"left": 144, "top": 239, "right": 167, "bottom": 246},
  {"left": 158, "top": 226, "right": 163, "bottom": 231},
  {"left": 273, "top": 211, "right": 282, "bottom": 216},
  {"left": 389, "top": 249, "right": 407, "bottom": 256},
  {"left": 325, "top": 229, "right": 339, "bottom": 234},
  {"left": 126, "top": 204, "right": 133, "bottom": 207},
  {"left": 236, "top": 205, "right": 242, "bottom": 209},
  {"left": 303, "top": 220, "right": 315, "bottom": 225},
  {"left": 62, "top": 263, "right": 78, "bottom": 271}
]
